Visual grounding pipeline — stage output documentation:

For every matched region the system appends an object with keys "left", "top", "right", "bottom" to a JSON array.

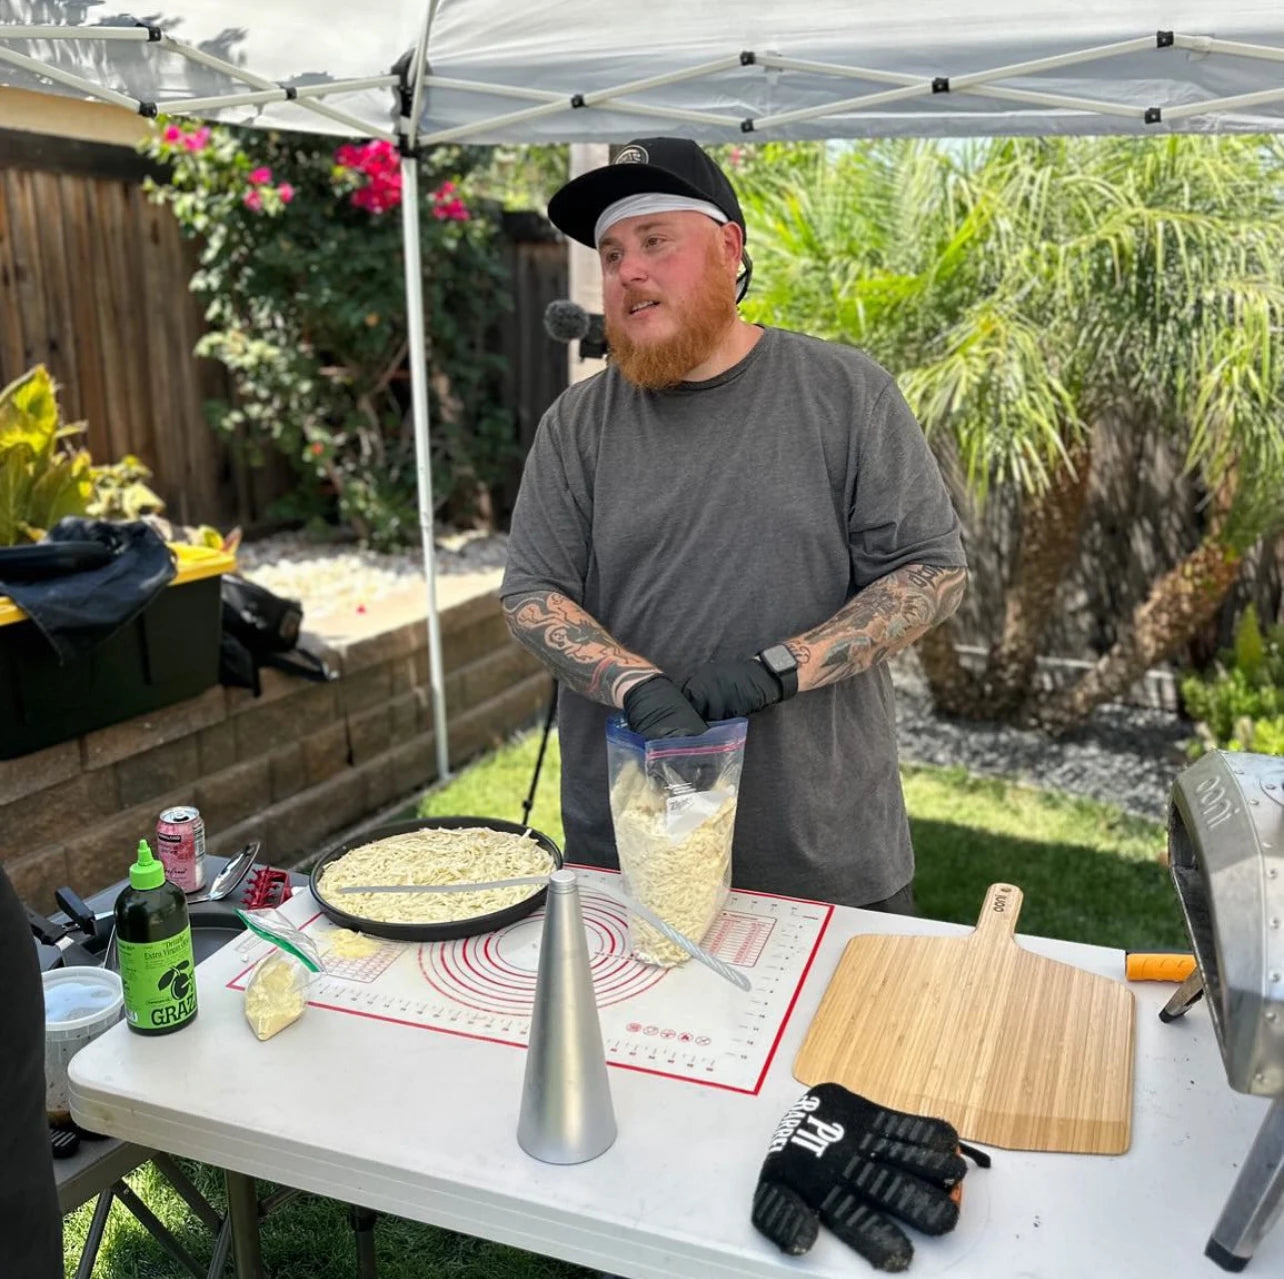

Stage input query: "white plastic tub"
[{"left": 42, "top": 968, "right": 123, "bottom": 1124}]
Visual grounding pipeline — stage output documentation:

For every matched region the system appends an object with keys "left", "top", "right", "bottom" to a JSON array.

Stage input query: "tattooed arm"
[
  {"left": 502, "top": 589, "right": 661, "bottom": 708},
  {"left": 787, "top": 563, "right": 967, "bottom": 693}
]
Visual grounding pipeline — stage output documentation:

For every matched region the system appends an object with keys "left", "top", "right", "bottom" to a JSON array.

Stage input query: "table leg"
[
  {"left": 74, "top": 1190, "right": 115, "bottom": 1279},
  {"left": 1206, "top": 1097, "right": 1284, "bottom": 1272},
  {"left": 224, "top": 1170, "right": 265, "bottom": 1279},
  {"left": 349, "top": 1205, "right": 378, "bottom": 1279}
]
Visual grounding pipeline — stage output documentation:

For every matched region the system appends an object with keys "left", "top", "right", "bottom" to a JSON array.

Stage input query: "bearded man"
[{"left": 500, "top": 139, "right": 968, "bottom": 912}]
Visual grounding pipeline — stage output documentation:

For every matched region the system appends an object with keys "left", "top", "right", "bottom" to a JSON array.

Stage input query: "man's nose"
[{"left": 616, "top": 248, "right": 649, "bottom": 285}]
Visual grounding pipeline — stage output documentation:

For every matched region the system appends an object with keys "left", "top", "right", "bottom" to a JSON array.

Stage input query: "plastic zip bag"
[
  {"left": 236, "top": 908, "right": 324, "bottom": 1041},
  {"left": 606, "top": 715, "right": 748, "bottom": 967}
]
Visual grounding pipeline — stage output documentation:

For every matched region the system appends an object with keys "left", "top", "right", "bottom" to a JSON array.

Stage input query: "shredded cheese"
[
  {"left": 318, "top": 827, "right": 554, "bottom": 924},
  {"left": 610, "top": 760, "right": 735, "bottom": 967}
]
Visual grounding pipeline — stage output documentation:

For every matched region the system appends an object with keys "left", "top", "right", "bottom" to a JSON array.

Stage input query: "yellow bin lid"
[{"left": 0, "top": 543, "right": 235, "bottom": 630}]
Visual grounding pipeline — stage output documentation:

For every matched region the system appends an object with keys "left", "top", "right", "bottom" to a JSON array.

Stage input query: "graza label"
[{"left": 117, "top": 928, "right": 198, "bottom": 1030}]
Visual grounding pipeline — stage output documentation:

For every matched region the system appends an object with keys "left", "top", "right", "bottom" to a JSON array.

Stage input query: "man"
[
  {"left": 501, "top": 138, "right": 967, "bottom": 911},
  {"left": 0, "top": 864, "right": 63, "bottom": 1277}
]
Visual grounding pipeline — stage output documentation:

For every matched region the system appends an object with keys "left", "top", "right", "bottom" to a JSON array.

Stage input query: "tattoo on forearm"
[
  {"left": 792, "top": 564, "right": 966, "bottom": 691},
  {"left": 502, "top": 590, "right": 658, "bottom": 707}
]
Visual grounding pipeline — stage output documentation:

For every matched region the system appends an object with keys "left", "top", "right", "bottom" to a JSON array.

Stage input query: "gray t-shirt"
[{"left": 501, "top": 326, "right": 966, "bottom": 907}]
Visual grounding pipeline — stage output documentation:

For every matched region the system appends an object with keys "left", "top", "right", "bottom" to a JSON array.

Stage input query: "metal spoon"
[{"left": 185, "top": 841, "right": 261, "bottom": 905}]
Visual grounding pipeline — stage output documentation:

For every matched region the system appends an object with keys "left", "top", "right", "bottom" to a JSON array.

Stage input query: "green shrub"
[
  {"left": 0, "top": 366, "right": 163, "bottom": 546},
  {"left": 1181, "top": 604, "right": 1284, "bottom": 754},
  {"left": 141, "top": 124, "right": 516, "bottom": 549}
]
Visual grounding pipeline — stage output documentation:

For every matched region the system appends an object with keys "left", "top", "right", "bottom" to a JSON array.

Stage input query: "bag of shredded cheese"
[
  {"left": 606, "top": 715, "right": 747, "bottom": 967},
  {"left": 236, "top": 908, "right": 324, "bottom": 1041}
]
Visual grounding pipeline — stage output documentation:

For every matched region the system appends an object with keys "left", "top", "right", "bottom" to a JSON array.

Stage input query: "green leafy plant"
[
  {"left": 1181, "top": 605, "right": 1284, "bottom": 754},
  {"left": 141, "top": 123, "right": 517, "bottom": 549},
  {"left": 86, "top": 454, "right": 166, "bottom": 522},
  {"left": 0, "top": 366, "right": 165, "bottom": 546},
  {"left": 737, "top": 137, "right": 1284, "bottom": 731}
]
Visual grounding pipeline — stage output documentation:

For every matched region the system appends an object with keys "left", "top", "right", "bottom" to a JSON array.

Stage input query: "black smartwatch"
[{"left": 756, "top": 643, "right": 799, "bottom": 700}]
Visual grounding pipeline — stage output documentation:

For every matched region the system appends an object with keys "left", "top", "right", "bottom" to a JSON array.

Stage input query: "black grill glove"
[
  {"left": 622, "top": 674, "right": 710, "bottom": 740},
  {"left": 752, "top": 1084, "right": 987, "bottom": 1272},
  {"left": 681, "top": 658, "right": 785, "bottom": 721}
]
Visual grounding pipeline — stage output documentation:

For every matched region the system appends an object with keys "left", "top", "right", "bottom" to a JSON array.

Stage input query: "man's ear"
[{"left": 721, "top": 221, "right": 745, "bottom": 275}]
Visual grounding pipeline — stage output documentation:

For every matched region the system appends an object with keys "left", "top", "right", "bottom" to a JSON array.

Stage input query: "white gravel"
[
  {"left": 234, "top": 530, "right": 506, "bottom": 623},
  {"left": 235, "top": 532, "right": 1196, "bottom": 823}
]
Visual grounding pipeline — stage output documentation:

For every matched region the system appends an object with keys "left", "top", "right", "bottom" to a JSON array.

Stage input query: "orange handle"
[{"left": 1125, "top": 951, "right": 1197, "bottom": 982}]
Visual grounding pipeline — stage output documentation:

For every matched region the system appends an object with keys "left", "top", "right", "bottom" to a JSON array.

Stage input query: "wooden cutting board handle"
[{"left": 972, "top": 883, "right": 1024, "bottom": 942}]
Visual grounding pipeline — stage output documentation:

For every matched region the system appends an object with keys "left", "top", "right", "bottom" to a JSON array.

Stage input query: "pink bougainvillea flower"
[
  {"left": 437, "top": 180, "right": 456, "bottom": 196},
  {"left": 248, "top": 166, "right": 272, "bottom": 185},
  {"left": 242, "top": 189, "right": 264, "bottom": 212},
  {"left": 277, "top": 182, "right": 295, "bottom": 204},
  {"left": 337, "top": 139, "right": 404, "bottom": 211},
  {"left": 162, "top": 123, "right": 183, "bottom": 144},
  {"left": 351, "top": 168, "right": 402, "bottom": 213},
  {"left": 182, "top": 127, "right": 210, "bottom": 152}
]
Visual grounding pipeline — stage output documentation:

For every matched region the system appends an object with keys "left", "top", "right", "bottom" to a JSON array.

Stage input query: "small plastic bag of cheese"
[{"left": 236, "top": 908, "right": 325, "bottom": 1042}]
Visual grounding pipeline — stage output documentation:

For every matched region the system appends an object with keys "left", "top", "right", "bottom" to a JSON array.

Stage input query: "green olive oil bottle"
[{"left": 115, "top": 839, "right": 198, "bottom": 1035}]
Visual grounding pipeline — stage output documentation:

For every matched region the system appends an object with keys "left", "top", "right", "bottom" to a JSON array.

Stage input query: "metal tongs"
[{"left": 336, "top": 874, "right": 751, "bottom": 992}]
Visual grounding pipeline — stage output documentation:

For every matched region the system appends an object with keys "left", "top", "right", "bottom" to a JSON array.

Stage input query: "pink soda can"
[{"left": 155, "top": 806, "right": 207, "bottom": 893}]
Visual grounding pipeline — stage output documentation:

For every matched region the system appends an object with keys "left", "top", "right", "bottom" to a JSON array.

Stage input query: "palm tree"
[{"left": 736, "top": 137, "right": 1284, "bottom": 730}]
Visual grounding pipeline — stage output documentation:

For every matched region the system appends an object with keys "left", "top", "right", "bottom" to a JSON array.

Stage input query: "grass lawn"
[{"left": 65, "top": 728, "right": 1181, "bottom": 1277}]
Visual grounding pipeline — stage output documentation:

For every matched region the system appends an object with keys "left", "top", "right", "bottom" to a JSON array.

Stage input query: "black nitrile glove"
[
  {"left": 622, "top": 674, "right": 709, "bottom": 740},
  {"left": 752, "top": 1084, "right": 988, "bottom": 1272},
  {"left": 681, "top": 658, "right": 785, "bottom": 721}
]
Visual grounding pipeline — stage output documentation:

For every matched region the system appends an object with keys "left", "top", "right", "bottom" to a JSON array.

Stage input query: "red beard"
[{"left": 605, "top": 240, "right": 739, "bottom": 390}]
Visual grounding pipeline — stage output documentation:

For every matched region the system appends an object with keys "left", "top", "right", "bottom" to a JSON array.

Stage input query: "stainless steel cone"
[{"left": 517, "top": 868, "right": 617, "bottom": 1163}]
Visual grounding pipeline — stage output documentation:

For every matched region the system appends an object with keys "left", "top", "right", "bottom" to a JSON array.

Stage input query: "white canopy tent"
[{"left": 6, "top": 0, "right": 1284, "bottom": 775}]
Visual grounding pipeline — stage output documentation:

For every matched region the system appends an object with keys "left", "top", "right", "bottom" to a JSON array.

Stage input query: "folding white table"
[{"left": 69, "top": 892, "right": 1284, "bottom": 1279}]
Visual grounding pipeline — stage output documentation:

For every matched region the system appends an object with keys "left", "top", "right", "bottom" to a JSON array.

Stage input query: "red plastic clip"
[{"left": 240, "top": 866, "right": 294, "bottom": 910}]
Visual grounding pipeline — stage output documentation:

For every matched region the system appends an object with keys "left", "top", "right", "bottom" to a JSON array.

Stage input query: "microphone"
[
  {"left": 544, "top": 299, "right": 589, "bottom": 342},
  {"left": 543, "top": 299, "right": 608, "bottom": 360}
]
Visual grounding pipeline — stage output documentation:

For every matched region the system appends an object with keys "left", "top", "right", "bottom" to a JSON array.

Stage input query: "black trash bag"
[
  {"left": 219, "top": 574, "right": 334, "bottom": 697},
  {"left": 0, "top": 519, "right": 176, "bottom": 664}
]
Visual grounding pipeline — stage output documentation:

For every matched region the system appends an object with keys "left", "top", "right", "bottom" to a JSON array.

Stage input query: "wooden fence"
[{"left": 0, "top": 129, "right": 568, "bottom": 532}]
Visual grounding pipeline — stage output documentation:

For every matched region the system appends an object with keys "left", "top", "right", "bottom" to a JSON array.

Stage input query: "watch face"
[{"left": 761, "top": 644, "right": 796, "bottom": 675}]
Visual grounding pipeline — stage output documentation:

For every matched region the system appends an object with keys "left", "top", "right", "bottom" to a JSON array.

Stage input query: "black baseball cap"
[{"left": 548, "top": 137, "right": 746, "bottom": 249}]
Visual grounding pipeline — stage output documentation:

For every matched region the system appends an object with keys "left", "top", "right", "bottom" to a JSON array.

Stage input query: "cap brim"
[{"left": 547, "top": 163, "right": 719, "bottom": 248}]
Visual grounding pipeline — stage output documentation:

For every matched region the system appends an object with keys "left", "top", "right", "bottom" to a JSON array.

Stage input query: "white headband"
[{"left": 594, "top": 193, "right": 729, "bottom": 247}]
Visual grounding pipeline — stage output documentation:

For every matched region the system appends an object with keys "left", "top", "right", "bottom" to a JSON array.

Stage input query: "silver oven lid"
[{"left": 1168, "top": 751, "right": 1284, "bottom": 1096}]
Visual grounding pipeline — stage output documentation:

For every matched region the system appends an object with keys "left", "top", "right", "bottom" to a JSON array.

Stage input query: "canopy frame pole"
[
  {"left": 422, "top": 74, "right": 564, "bottom": 104},
  {"left": 10, "top": 25, "right": 1284, "bottom": 137},
  {"left": 159, "top": 77, "right": 398, "bottom": 116},
  {"left": 0, "top": 25, "right": 152, "bottom": 41},
  {"left": 418, "top": 54, "right": 745, "bottom": 144},
  {"left": 0, "top": 45, "right": 138, "bottom": 109},
  {"left": 156, "top": 34, "right": 397, "bottom": 138},
  {"left": 404, "top": 0, "right": 439, "bottom": 150},
  {"left": 400, "top": 148, "right": 451, "bottom": 785}
]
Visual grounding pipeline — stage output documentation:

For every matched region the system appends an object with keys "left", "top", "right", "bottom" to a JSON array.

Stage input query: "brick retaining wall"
[{"left": 0, "top": 585, "right": 550, "bottom": 911}]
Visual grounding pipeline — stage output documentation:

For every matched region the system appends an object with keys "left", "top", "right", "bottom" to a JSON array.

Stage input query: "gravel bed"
[
  {"left": 234, "top": 530, "right": 506, "bottom": 622},
  {"left": 890, "top": 656, "right": 1192, "bottom": 824},
  {"left": 235, "top": 532, "right": 1195, "bottom": 823}
]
